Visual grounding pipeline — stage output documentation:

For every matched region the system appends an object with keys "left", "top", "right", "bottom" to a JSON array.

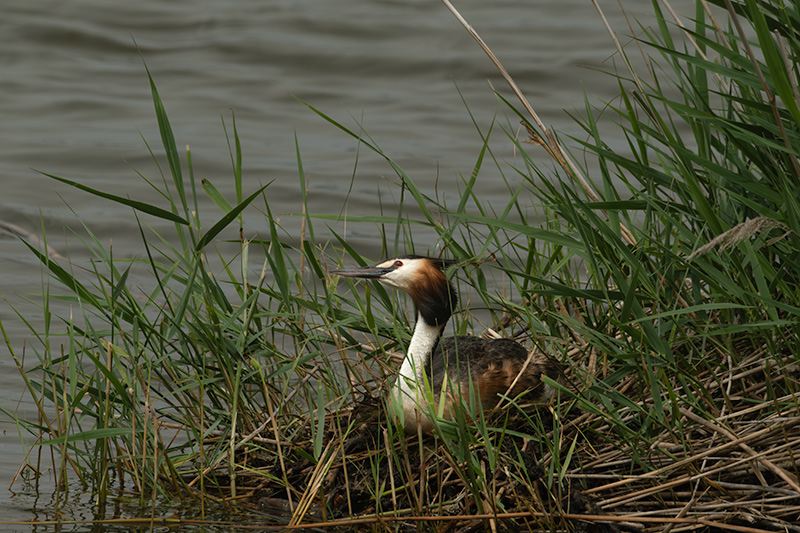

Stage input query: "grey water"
[{"left": 0, "top": 0, "right": 693, "bottom": 528}]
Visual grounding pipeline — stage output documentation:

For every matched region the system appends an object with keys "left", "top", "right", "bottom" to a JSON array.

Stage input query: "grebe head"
[{"left": 332, "top": 255, "right": 458, "bottom": 327}]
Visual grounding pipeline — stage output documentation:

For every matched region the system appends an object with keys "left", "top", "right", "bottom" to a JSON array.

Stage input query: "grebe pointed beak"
[{"left": 330, "top": 265, "right": 391, "bottom": 279}]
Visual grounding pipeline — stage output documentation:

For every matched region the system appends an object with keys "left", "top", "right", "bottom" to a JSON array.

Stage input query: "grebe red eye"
[{"left": 393, "top": 260, "right": 403, "bottom": 267}]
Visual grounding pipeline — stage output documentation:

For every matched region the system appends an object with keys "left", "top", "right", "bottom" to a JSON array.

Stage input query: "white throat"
[{"left": 391, "top": 311, "right": 443, "bottom": 429}]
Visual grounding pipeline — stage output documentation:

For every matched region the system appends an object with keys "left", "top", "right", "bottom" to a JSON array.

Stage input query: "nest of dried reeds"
[{"left": 191, "top": 327, "right": 799, "bottom": 533}]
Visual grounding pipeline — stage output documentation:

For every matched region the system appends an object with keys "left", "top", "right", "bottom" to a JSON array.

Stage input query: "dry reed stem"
[
  {"left": 678, "top": 407, "right": 800, "bottom": 494},
  {"left": 274, "top": 510, "right": 784, "bottom": 533},
  {"left": 440, "top": 0, "right": 637, "bottom": 246},
  {"left": 290, "top": 440, "right": 336, "bottom": 526},
  {"left": 0, "top": 220, "right": 65, "bottom": 260}
]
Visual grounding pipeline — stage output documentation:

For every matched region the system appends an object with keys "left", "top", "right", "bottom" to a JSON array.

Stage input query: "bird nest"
[{"left": 193, "top": 334, "right": 800, "bottom": 533}]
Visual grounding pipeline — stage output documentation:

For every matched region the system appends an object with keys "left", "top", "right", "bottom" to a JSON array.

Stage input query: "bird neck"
[
  {"left": 398, "top": 310, "right": 446, "bottom": 387},
  {"left": 393, "top": 311, "right": 445, "bottom": 431},
  {"left": 390, "top": 271, "right": 457, "bottom": 428},
  {"left": 398, "top": 273, "right": 456, "bottom": 386}
]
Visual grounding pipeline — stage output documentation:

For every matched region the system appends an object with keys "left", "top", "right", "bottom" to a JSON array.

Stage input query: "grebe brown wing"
[{"left": 425, "top": 336, "right": 553, "bottom": 411}]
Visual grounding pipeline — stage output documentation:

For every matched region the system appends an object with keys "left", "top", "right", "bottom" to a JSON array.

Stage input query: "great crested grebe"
[{"left": 332, "top": 255, "right": 555, "bottom": 433}]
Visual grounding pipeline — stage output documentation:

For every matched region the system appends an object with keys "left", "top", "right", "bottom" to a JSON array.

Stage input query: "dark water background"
[{"left": 0, "top": 0, "right": 693, "bottom": 528}]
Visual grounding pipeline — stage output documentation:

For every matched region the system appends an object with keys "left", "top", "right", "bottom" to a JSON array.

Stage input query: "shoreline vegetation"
[{"left": 3, "top": 0, "right": 800, "bottom": 531}]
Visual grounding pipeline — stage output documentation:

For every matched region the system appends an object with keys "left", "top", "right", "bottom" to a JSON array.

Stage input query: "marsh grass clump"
[{"left": 4, "top": 0, "right": 800, "bottom": 531}]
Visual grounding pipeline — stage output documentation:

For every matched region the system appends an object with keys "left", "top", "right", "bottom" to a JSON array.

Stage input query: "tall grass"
[{"left": 3, "top": 0, "right": 800, "bottom": 530}]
